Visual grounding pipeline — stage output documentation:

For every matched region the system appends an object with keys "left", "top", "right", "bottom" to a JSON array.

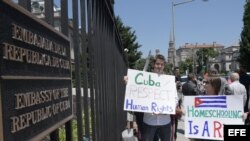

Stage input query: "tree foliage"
[
  {"left": 196, "top": 48, "right": 218, "bottom": 73},
  {"left": 179, "top": 58, "right": 193, "bottom": 74},
  {"left": 134, "top": 58, "right": 146, "bottom": 70},
  {"left": 239, "top": 2, "right": 250, "bottom": 68},
  {"left": 115, "top": 16, "right": 142, "bottom": 69}
]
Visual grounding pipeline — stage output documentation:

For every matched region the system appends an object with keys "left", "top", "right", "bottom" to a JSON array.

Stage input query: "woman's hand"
[{"left": 243, "top": 112, "right": 249, "bottom": 121}]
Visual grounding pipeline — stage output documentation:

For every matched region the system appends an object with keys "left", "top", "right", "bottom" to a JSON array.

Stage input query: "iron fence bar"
[
  {"left": 112, "top": 18, "right": 118, "bottom": 141},
  {"left": 61, "top": 0, "right": 68, "bottom": 36},
  {"left": 44, "top": 0, "right": 54, "bottom": 26},
  {"left": 102, "top": 8, "right": 107, "bottom": 140},
  {"left": 105, "top": 21, "right": 110, "bottom": 140},
  {"left": 45, "top": 0, "right": 58, "bottom": 140},
  {"left": 91, "top": 0, "right": 101, "bottom": 140},
  {"left": 113, "top": 35, "right": 119, "bottom": 141},
  {"left": 112, "top": 24, "right": 118, "bottom": 141},
  {"left": 80, "top": 0, "right": 91, "bottom": 139},
  {"left": 100, "top": 2, "right": 106, "bottom": 137},
  {"left": 87, "top": 0, "right": 100, "bottom": 140},
  {"left": 108, "top": 16, "right": 114, "bottom": 140},
  {"left": 72, "top": 0, "right": 83, "bottom": 141},
  {"left": 95, "top": 0, "right": 103, "bottom": 139},
  {"left": 50, "top": 131, "right": 59, "bottom": 141},
  {"left": 65, "top": 121, "right": 72, "bottom": 141},
  {"left": 61, "top": 0, "right": 73, "bottom": 140},
  {"left": 18, "top": 0, "right": 31, "bottom": 11},
  {"left": 90, "top": 0, "right": 97, "bottom": 140},
  {"left": 107, "top": 21, "right": 114, "bottom": 140},
  {"left": 94, "top": 2, "right": 99, "bottom": 138},
  {"left": 104, "top": 20, "right": 109, "bottom": 141}
]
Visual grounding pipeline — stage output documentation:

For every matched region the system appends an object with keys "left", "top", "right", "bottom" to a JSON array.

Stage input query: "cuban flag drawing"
[{"left": 194, "top": 96, "right": 227, "bottom": 108}]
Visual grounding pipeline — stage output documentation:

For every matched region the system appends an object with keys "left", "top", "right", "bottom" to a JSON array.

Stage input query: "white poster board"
[
  {"left": 123, "top": 69, "right": 178, "bottom": 114},
  {"left": 184, "top": 95, "right": 244, "bottom": 140}
]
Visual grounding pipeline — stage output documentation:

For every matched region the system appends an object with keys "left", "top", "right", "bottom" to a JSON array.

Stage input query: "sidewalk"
[{"left": 176, "top": 117, "right": 190, "bottom": 141}]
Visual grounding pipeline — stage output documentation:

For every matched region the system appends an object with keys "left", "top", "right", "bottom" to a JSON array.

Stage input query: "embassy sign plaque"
[{"left": 0, "top": 1, "right": 73, "bottom": 141}]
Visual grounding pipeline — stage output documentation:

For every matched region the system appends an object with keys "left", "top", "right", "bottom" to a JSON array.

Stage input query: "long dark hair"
[{"left": 207, "top": 77, "right": 221, "bottom": 95}]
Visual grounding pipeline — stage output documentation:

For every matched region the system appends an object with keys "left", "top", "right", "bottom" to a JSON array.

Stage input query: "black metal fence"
[{"left": 2, "top": 0, "right": 128, "bottom": 141}]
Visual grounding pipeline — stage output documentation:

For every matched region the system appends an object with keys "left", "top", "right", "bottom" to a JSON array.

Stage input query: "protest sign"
[
  {"left": 123, "top": 69, "right": 178, "bottom": 114},
  {"left": 184, "top": 95, "right": 244, "bottom": 140}
]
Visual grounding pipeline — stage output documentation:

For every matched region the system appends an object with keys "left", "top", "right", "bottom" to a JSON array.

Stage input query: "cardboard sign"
[
  {"left": 184, "top": 95, "right": 244, "bottom": 140},
  {"left": 123, "top": 69, "right": 178, "bottom": 114}
]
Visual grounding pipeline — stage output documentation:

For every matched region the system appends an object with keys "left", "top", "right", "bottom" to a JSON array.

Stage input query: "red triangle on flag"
[{"left": 194, "top": 97, "right": 203, "bottom": 107}]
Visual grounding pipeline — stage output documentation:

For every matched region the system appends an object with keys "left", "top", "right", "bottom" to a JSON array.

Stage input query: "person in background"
[
  {"left": 202, "top": 71, "right": 209, "bottom": 80},
  {"left": 227, "top": 76, "right": 232, "bottom": 84},
  {"left": 207, "top": 68, "right": 233, "bottom": 95},
  {"left": 182, "top": 73, "right": 199, "bottom": 96},
  {"left": 174, "top": 67, "right": 181, "bottom": 82},
  {"left": 197, "top": 71, "right": 210, "bottom": 95},
  {"left": 239, "top": 65, "right": 250, "bottom": 112},
  {"left": 229, "top": 72, "right": 247, "bottom": 106}
]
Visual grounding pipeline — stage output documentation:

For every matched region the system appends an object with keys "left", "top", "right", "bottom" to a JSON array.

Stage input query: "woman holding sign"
[
  {"left": 192, "top": 76, "right": 222, "bottom": 141},
  {"left": 203, "top": 77, "right": 221, "bottom": 96}
]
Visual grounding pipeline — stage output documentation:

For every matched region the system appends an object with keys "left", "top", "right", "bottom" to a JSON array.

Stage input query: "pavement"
[
  {"left": 127, "top": 112, "right": 190, "bottom": 141},
  {"left": 176, "top": 116, "right": 190, "bottom": 141}
]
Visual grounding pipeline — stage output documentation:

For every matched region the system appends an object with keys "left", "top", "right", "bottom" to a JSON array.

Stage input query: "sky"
[{"left": 114, "top": 0, "right": 245, "bottom": 58}]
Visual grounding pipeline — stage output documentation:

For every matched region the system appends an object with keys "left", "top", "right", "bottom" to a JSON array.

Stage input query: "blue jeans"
[{"left": 142, "top": 122, "right": 171, "bottom": 141}]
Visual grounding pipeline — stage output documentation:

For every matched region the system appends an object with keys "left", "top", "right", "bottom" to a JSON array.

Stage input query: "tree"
[
  {"left": 115, "top": 16, "right": 142, "bottom": 69},
  {"left": 135, "top": 55, "right": 154, "bottom": 71},
  {"left": 134, "top": 58, "right": 146, "bottom": 70},
  {"left": 196, "top": 48, "right": 218, "bottom": 74},
  {"left": 164, "top": 63, "right": 173, "bottom": 74},
  {"left": 179, "top": 58, "right": 193, "bottom": 74},
  {"left": 239, "top": 1, "right": 250, "bottom": 68}
]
